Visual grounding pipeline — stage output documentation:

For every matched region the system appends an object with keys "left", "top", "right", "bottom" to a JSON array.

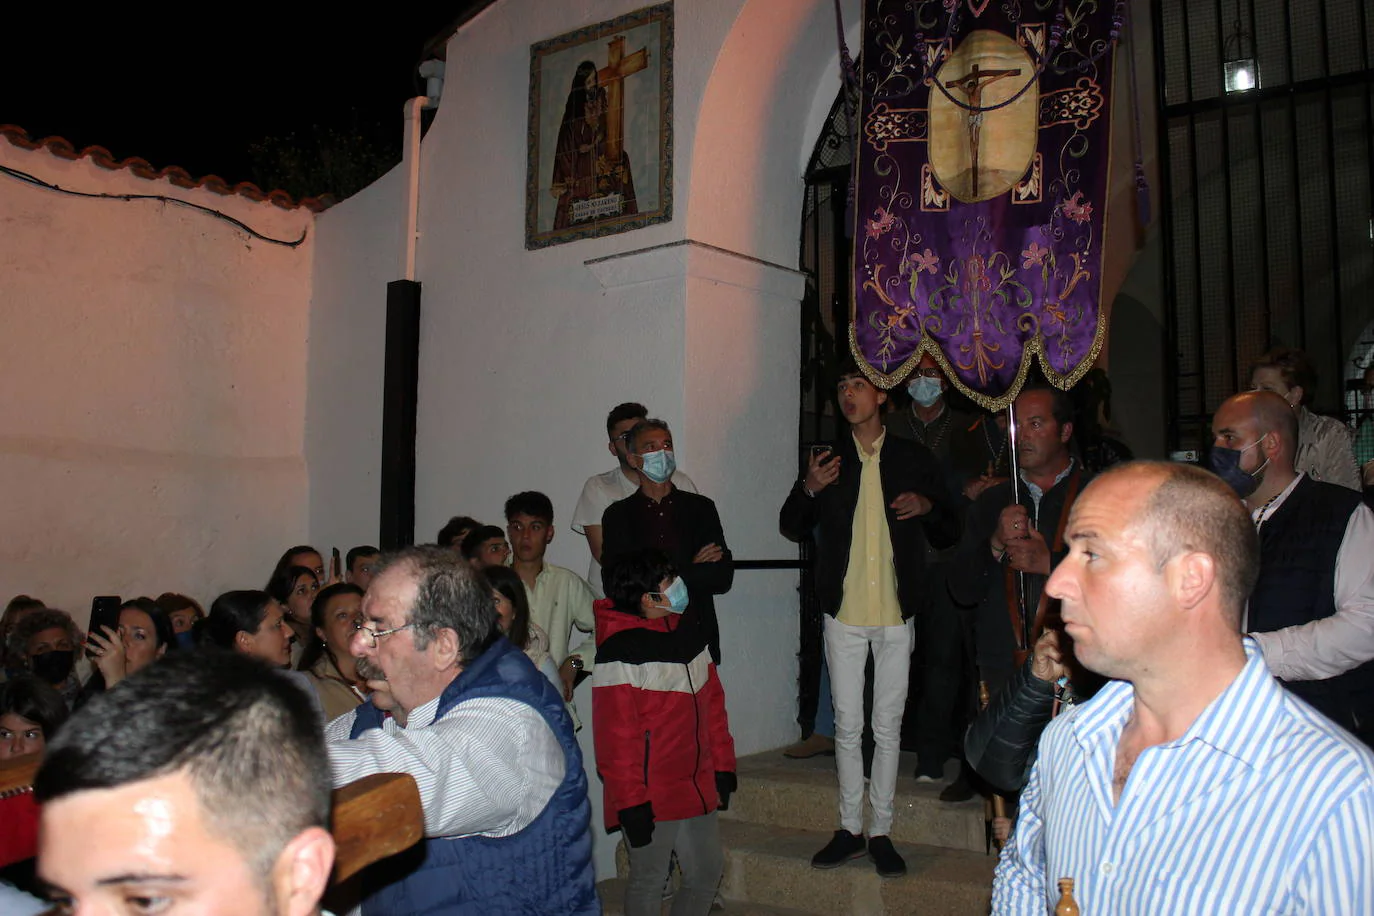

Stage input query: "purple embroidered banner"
[{"left": 851, "top": 0, "right": 1120, "bottom": 408}]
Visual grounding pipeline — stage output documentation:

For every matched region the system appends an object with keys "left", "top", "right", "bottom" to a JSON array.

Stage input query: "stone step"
[
  {"left": 596, "top": 878, "right": 813, "bottom": 915},
  {"left": 725, "top": 749, "right": 988, "bottom": 854},
  {"left": 613, "top": 819, "right": 996, "bottom": 916}
]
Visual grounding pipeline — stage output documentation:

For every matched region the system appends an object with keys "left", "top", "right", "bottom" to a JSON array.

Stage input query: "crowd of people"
[
  {"left": 779, "top": 345, "right": 1373, "bottom": 911},
  {"left": 0, "top": 402, "right": 736, "bottom": 916},
  {"left": 3, "top": 346, "right": 1373, "bottom": 914}
]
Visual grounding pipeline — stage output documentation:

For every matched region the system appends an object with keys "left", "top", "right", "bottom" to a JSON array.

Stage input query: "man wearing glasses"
[
  {"left": 573, "top": 402, "right": 698, "bottom": 596},
  {"left": 324, "top": 546, "right": 598, "bottom": 914}
]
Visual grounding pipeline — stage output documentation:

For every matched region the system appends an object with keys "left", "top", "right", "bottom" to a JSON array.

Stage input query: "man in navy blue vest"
[
  {"left": 1212, "top": 390, "right": 1374, "bottom": 747},
  {"left": 325, "top": 546, "right": 598, "bottom": 915}
]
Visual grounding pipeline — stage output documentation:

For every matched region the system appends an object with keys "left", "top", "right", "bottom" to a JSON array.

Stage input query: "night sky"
[{"left": 1, "top": 7, "right": 466, "bottom": 194}]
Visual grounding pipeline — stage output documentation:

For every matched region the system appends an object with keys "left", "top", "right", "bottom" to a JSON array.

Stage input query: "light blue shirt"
[{"left": 992, "top": 639, "right": 1374, "bottom": 914}]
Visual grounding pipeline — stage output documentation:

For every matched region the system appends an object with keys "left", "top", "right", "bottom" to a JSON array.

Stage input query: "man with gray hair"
[{"left": 326, "top": 546, "right": 597, "bottom": 915}]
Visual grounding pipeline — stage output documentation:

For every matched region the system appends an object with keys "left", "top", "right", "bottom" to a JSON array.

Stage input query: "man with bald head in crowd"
[
  {"left": 992, "top": 461, "right": 1374, "bottom": 913},
  {"left": 1211, "top": 389, "right": 1374, "bottom": 746}
]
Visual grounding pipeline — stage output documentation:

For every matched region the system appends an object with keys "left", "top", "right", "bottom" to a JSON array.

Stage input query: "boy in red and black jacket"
[{"left": 593, "top": 548, "right": 736, "bottom": 915}]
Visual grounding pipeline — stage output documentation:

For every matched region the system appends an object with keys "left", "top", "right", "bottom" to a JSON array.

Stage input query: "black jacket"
[
  {"left": 949, "top": 466, "right": 1089, "bottom": 670},
  {"left": 778, "top": 433, "right": 959, "bottom": 620},
  {"left": 601, "top": 488, "right": 735, "bottom": 665},
  {"left": 963, "top": 660, "right": 1057, "bottom": 794}
]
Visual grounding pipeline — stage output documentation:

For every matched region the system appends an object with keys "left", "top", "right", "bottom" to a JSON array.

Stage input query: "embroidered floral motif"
[
  {"left": 911, "top": 249, "right": 941, "bottom": 274},
  {"left": 1021, "top": 242, "right": 1049, "bottom": 268},
  {"left": 866, "top": 207, "right": 898, "bottom": 240},
  {"left": 1062, "top": 191, "right": 1093, "bottom": 224}
]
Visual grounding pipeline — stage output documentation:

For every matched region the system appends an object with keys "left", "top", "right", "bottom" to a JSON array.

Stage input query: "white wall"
[
  {"left": 307, "top": 163, "right": 405, "bottom": 553},
  {"left": 0, "top": 142, "right": 314, "bottom": 621}
]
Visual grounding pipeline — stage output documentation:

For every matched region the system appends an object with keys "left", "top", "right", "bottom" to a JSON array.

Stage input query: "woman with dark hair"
[
  {"left": 204, "top": 590, "right": 291, "bottom": 666},
  {"left": 154, "top": 593, "right": 204, "bottom": 648},
  {"left": 1, "top": 596, "right": 45, "bottom": 677},
  {"left": 0, "top": 676, "right": 69, "bottom": 899},
  {"left": 5, "top": 610, "right": 82, "bottom": 709},
  {"left": 204, "top": 590, "right": 324, "bottom": 725},
  {"left": 268, "top": 544, "right": 326, "bottom": 584},
  {"left": 266, "top": 564, "right": 320, "bottom": 668},
  {"left": 483, "top": 567, "right": 561, "bottom": 693},
  {"left": 0, "top": 676, "right": 68, "bottom": 761},
  {"left": 83, "top": 598, "right": 177, "bottom": 694},
  {"left": 299, "top": 583, "right": 366, "bottom": 722}
]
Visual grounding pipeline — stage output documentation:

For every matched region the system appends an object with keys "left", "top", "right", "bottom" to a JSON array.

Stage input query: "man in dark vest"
[
  {"left": 1211, "top": 390, "right": 1374, "bottom": 747},
  {"left": 325, "top": 546, "right": 598, "bottom": 915}
]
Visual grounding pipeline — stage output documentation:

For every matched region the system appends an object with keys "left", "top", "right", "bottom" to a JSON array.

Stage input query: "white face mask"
[{"left": 907, "top": 375, "right": 943, "bottom": 408}]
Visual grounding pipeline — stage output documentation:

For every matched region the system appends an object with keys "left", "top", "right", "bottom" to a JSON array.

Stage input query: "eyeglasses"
[{"left": 355, "top": 621, "right": 414, "bottom": 648}]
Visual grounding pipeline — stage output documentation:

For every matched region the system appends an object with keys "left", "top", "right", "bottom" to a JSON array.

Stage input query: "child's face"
[{"left": 641, "top": 577, "right": 674, "bottom": 620}]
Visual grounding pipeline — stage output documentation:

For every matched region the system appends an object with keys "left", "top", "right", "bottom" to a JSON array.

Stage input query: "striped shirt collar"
[{"left": 1070, "top": 637, "right": 1277, "bottom": 770}]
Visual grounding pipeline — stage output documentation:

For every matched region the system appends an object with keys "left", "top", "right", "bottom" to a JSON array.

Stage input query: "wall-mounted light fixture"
[{"left": 1223, "top": 0, "right": 1258, "bottom": 93}]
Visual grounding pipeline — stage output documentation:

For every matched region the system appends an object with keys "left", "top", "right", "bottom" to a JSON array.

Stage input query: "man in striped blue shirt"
[{"left": 992, "top": 461, "right": 1374, "bottom": 914}]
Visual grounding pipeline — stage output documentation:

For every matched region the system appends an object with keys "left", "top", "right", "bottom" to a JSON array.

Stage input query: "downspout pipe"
[
  {"left": 401, "top": 60, "right": 444, "bottom": 280},
  {"left": 381, "top": 61, "right": 443, "bottom": 549}
]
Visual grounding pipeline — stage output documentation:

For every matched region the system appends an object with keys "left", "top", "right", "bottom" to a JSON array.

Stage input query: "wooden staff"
[{"left": 978, "top": 680, "right": 1009, "bottom": 852}]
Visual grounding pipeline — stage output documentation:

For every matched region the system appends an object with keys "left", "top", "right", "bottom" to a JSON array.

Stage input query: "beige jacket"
[{"left": 1296, "top": 406, "right": 1361, "bottom": 491}]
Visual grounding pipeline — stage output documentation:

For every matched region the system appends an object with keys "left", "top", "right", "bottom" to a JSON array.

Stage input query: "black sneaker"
[
  {"left": 810, "top": 829, "right": 866, "bottom": 868},
  {"left": 867, "top": 835, "right": 907, "bottom": 878}
]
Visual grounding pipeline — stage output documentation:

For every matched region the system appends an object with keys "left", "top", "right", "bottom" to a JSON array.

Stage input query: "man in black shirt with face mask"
[{"left": 601, "top": 419, "right": 734, "bottom": 665}]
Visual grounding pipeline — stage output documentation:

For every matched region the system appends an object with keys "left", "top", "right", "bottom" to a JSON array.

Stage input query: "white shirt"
[
  {"left": 325, "top": 692, "right": 565, "bottom": 839},
  {"left": 1247, "top": 473, "right": 1374, "bottom": 680},
  {"left": 992, "top": 640, "right": 1374, "bottom": 914},
  {"left": 571, "top": 466, "right": 697, "bottom": 595}
]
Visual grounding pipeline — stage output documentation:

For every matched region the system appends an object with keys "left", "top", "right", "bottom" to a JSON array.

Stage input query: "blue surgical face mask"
[
  {"left": 660, "top": 577, "right": 689, "bottom": 614},
  {"left": 1209, "top": 435, "right": 1269, "bottom": 498},
  {"left": 175, "top": 630, "right": 197, "bottom": 650},
  {"left": 640, "top": 448, "right": 676, "bottom": 484},
  {"left": 907, "top": 375, "right": 943, "bottom": 408}
]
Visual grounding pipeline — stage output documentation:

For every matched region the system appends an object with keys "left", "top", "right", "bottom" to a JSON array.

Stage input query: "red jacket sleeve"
[
  {"left": 592, "top": 676, "right": 650, "bottom": 824},
  {"left": 701, "top": 662, "right": 736, "bottom": 774}
]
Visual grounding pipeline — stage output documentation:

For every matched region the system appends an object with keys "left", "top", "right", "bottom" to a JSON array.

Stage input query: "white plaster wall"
[
  {"left": 0, "top": 142, "right": 314, "bottom": 622},
  {"left": 306, "top": 163, "right": 405, "bottom": 553}
]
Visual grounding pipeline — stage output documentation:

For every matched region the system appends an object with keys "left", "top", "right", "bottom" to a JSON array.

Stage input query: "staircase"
[{"left": 597, "top": 750, "right": 998, "bottom": 915}]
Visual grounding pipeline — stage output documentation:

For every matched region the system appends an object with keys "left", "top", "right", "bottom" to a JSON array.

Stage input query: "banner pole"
[{"left": 1006, "top": 404, "right": 1032, "bottom": 653}]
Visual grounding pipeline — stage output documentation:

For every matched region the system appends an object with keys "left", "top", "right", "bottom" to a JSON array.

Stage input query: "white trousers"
[{"left": 823, "top": 615, "right": 914, "bottom": 837}]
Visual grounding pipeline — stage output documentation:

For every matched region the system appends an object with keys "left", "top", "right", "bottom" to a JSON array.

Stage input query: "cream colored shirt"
[
  {"left": 837, "top": 430, "right": 904, "bottom": 627},
  {"left": 524, "top": 563, "right": 597, "bottom": 670}
]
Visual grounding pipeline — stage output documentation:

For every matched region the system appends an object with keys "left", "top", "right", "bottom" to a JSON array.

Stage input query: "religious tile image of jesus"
[{"left": 528, "top": 9, "right": 668, "bottom": 247}]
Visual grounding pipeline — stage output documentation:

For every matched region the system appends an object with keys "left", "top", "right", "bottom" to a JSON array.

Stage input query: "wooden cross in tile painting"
[{"left": 597, "top": 35, "right": 649, "bottom": 163}]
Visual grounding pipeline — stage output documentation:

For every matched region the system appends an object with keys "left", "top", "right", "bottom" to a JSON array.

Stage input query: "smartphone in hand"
[{"left": 88, "top": 596, "right": 121, "bottom": 655}]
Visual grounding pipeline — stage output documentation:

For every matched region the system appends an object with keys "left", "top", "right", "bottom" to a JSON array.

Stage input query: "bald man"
[
  {"left": 991, "top": 462, "right": 1374, "bottom": 914},
  {"left": 1211, "top": 390, "right": 1374, "bottom": 745}
]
